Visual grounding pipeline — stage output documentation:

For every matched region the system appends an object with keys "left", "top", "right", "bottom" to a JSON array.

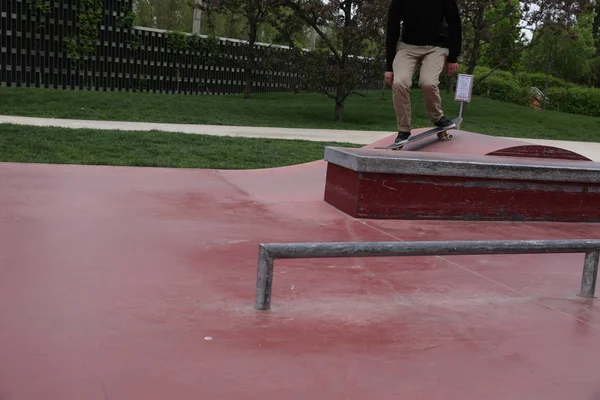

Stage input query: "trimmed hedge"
[
  {"left": 443, "top": 66, "right": 600, "bottom": 118},
  {"left": 515, "top": 72, "right": 575, "bottom": 90},
  {"left": 473, "top": 76, "right": 529, "bottom": 105},
  {"left": 546, "top": 87, "right": 600, "bottom": 117},
  {"left": 473, "top": 67, "right": 519, "bottom": 85},
  {"left": 426, "top": 62, "right": 600, "bottom": 117}
]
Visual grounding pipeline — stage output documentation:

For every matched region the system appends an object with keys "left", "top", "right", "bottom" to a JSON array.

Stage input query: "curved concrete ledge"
[
  {"left": 486, "top": 145, "right": 591, "bottom": 161},
  {"left": 366, "top": 130, "right": 592, "bottom": 161},
  {"left": 323, "top": 147, "right": 600, "bottom": 222},
  {"left": 324, "top": 147, "right": 600, "bottom": 183}
]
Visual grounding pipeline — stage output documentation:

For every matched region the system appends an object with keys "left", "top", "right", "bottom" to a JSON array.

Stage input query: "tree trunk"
[
  {"left": 332, "top": 0, "right": 352, "bottom": 122},
  {"left": 309, "top": 27, "right": 317, "bottom": 49},
  {"left": 192, "top": 0, "right": 202, "bottom": 34},
  {"left": 466, "top": 34, "right": 483, "bottom": 75},
  {"left": 543, "top": 56, "right": 552, "bottom": 109},
  {"left": 464, "top": 31, "right": 481, "bottom": 116},
  {"left": 243, "top": 21, "right": 258, "bottom": 99},
  {"left": 542, "top": 35, "right": 557, "bottom": 109},
  {"left": 334, "top": 85, "right": 345, "bottom": 122},
  {"left": 466, "top": 9, "right": 485, "bottom": 75},
  {"left": 593, "top": 3, "right": 600, "bottom": 43},
  {"left": 243, "top": 69, "right": 252, "bottom": 99},
  {"left": 446, "top": 75, "right": 453, "bottom": 93}
]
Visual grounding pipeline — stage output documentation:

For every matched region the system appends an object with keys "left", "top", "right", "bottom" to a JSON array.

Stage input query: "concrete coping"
[{"left": 324, "top": 147, "right": 600, "bottom": 183}]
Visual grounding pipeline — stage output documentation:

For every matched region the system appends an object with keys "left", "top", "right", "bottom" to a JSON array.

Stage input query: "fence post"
[
  {"left": 580, "top": 251, "right": 600, "bottom": 298},
  {"left": 255, "top": 245, "right": 274, "bottom": 310}
]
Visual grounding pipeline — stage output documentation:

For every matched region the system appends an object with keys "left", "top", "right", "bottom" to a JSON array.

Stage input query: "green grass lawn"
[
  {"left": 0, "top": 124, "right": 361, "bottom": 169},
  {"left": 1, "top": 86, "right": 600, "bottom": 169},
  {"left": 1, "top": 87, "right": 599, "bottom": 142}
]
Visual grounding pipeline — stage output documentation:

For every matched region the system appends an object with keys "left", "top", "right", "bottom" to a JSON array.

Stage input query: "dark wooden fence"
[{"left": 0, "top": 0, "right": 380, "bottom": 95}]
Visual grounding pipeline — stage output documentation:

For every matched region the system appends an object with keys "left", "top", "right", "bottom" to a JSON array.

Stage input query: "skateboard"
[{"left": 375, "top": 117, "right": 462, "bottom": 151}]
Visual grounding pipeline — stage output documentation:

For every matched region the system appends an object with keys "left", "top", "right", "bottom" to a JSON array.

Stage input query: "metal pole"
[
  {"left": 255, "top": 245, "right": 274, "bottom": 310},
  {"left": 263, "top": 240, "right": 600, "bottom": 260},
  {"left": 457, "top": 101, "right": 464, "bottom": 129},
  {"left": 254, "top": 240, "right": 600, "bottom": 310},
  {"left": 580, "top": 251, "right": 600, "bottom": 298}
]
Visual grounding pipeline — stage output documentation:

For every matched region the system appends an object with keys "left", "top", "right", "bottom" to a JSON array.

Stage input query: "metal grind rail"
[{"left": 254, "top": 239, "right": 600, "bottom": 310}]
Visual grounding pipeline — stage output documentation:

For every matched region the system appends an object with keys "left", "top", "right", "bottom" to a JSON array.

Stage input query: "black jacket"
[{"left": 385, "top": 0, "right": 462, "bottom": 71}]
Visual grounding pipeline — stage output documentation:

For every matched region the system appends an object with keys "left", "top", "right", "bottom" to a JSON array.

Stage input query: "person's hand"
[
  {"left": 447, "top": 63, "right": 458, "bottom": 76},
  {"left": 384, "top": 71, "right": 394, "bottom": 86}
]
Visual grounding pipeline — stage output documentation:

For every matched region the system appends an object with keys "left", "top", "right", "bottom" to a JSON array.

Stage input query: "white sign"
[{"left": 455, "top": 74, "right": 474, "bottom": 103}]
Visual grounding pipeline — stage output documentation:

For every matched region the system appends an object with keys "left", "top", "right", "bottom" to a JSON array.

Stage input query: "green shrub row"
[
  {"left": 450, "top": 66, "right": 600, "bottom": 117},
  {"left": 546, "top": 87, "right": 600, "bottom": 117},
  {"left": 515, "top": 72, "right": 576, "bottom": 90},
  {"left": 472, "top": 76, "right": 529, "bottom": 105}
]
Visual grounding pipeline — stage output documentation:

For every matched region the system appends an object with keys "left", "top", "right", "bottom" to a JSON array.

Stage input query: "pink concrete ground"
[{"left": 1, "top": 159, "right": 600, "bottom": 400}]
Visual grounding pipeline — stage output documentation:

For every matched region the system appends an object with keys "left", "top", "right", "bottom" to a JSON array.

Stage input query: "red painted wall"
[{"left": 324, "top": 163, "right": 600, "bottom": 222}]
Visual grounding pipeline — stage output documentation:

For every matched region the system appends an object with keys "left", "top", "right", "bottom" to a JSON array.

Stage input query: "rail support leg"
[
  {"left": 580, "top": 251, "right": 600, "bottom": 299},
  {"left": 255, "top": 245, "right": 274, "bottom": 310}
]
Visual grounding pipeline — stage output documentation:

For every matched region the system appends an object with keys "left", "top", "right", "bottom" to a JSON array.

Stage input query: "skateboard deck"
[{"left": 375, "top": 117, "right": 462, "bottom": 150}]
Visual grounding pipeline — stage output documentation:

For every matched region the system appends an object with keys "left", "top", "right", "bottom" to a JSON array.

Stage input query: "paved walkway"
[
  {"left": 0, "top": 115, "right": 391, "bottom": 145},
  {"left": 2, "top": 114, "right": 600, "bottom": 160}
]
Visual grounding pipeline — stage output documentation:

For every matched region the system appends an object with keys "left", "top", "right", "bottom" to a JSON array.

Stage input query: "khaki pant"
[{"left": 392, "top": 42, "right": 449, "bottom": 132}]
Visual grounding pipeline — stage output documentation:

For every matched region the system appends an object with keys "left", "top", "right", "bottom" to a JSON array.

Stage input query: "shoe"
[
  {"left": 434, "top": 116, "right": 456, "bottom": 129},
  {"left": 394, "top": 131, "right": 411, "bottom": 145}
]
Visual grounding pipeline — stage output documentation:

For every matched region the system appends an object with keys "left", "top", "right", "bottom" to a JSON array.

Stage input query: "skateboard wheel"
[{"left": 448, "top": 134, "right": 453, "bottom": 139}]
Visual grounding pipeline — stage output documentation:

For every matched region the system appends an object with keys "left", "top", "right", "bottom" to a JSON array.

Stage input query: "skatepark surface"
[{"left": 1, "top": 124, "right": 600, "bottom": 399}]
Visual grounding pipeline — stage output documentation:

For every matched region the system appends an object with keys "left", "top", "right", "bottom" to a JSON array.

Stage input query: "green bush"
[
  {"left": 440, "top": 65, "right": 522, "bottom": 96},
  {"left": 546, "top": 87, "right": 600, "bottom": 117},
  {"left": 473, "top": 76, "right": 529, "bottom": 105},
  {"left": 472, "top": 66, "right": 519, "bottom": 85},
  {"left": 412, "top": 63, "right": 599, "bottom": 118},
  {"left": 515, "top": 72, "right": 574, "bottom": 90}
]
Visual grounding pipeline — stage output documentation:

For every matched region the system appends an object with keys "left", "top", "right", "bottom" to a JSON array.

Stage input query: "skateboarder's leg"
[
  {"left": 419, "top": 46, "right": 455, "bottom": 129},
  {"left": 392, "top": 42, "right": 420, "bottom": 136}
]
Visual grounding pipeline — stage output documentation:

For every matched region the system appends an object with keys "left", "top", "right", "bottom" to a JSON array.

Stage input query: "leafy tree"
[
  {"left": 281, "top": 0, "right": 388, "bottom": 122},
  {"left": 458, "top": 0, "right": 590, "bottom": 87},
  {"left": 591, "top": 1, "right": 600, "bottom": 86},
  {"left": 459, "top": 0, "right": 519, "bottom": 75},
  {"left": 524, "top": 11, "right": 597, "bottom": 87},
  {"left": 265, "top": 7, "right": 313, "bottom": 48},
  {"left": 133, "top": 0, "right": 295, "bottom": 44},
  {"left": 594, "top": 1, "right": 600, "bottom": 46},
  {"left": 200, "top": 0, "right": 284, "bottom": 98},
  {"left": 134, "top": 0, "right": 193, "bottom": 31},
  {"left": 476, "top": 0, "right": 524, "bottom": 72}
]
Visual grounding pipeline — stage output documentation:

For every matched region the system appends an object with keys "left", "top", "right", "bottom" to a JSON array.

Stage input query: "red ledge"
[{"left": 323, "top": 147, "right": 600, "bottom": 222}]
